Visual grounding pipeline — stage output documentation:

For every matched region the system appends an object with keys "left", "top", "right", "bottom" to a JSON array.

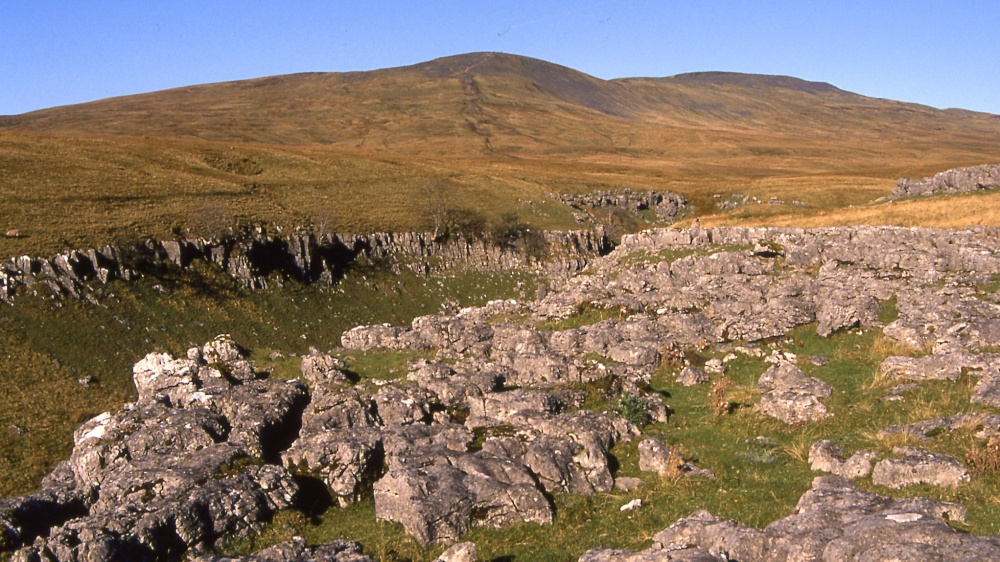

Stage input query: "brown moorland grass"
[{"left": 2, "top": 53, "right": 1000, "bottom": 255}]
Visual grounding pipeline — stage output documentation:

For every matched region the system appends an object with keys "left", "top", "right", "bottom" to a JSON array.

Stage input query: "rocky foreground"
[{"left": 5, "top": 225, "right": 1000, "bottom": 560}]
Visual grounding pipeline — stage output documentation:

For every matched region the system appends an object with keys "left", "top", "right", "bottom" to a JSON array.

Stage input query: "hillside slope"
[
  {"left": 6, "top": 52, "right": 1000, "bottom": 157},
  {"left": 2, "top": 52, "right": 1000, "bottom": 255}
]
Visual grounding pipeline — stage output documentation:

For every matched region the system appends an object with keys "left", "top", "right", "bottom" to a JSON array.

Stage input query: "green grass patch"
[
  {"left": 0, "top": 263, "right": 534, "bottom": 498},
  {"left": 536, "top": 302, "right": 634, "bottom": 331}
]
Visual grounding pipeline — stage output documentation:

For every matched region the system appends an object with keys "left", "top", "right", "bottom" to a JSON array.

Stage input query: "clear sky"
[{"left": 3, "top": 1, "right": 998, "bottom": 116}]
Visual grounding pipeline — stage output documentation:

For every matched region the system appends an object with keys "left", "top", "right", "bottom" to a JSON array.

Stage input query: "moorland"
[{"left": 2, "top": 52, "right": 1000, "bottom": 561}]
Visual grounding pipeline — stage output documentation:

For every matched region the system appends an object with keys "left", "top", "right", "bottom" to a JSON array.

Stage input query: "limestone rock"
[
  {"left": 638, "top": 437, "right": 714, "bottom": 480},
  {"left": 300, "top": 387, "right": 376, "bottom": 435},
  {"left": 592, "top": 476, "right": 999, "bottom": 561},
  {"left": 893, "top": 163, "right": 1000, "bottom": 198},
  {"left": 373, "top": 451, "right": 552, "bottom": 546},
  {"left": 436, "top": 541, "right": 479, "bottom": 562},
  {"left": 754, "top": 362, "right": 832, "bottom": 424},
  {"left": 676, "top": 366, "right": 708, "bottom": 387},
  {"left": 190, "top": 537, "right": 374, "bottom": 561},
  {"left": 374, "top": 384, "right": 436, "bottom": 425},
  {"left": 282, "top": 427, "right": 383, "bottom": 507},
  {"left": 872, "top": 446, "right": 970, "bottom": 488},
  {"left": 972, "top": 374, "right": 1000, "bottom": 407},
  {"left": 300, "top": 351, "right": 349, "bottom": 386},
  {"left": 808, "top": 440, "right": 877, "bottom": 479}
]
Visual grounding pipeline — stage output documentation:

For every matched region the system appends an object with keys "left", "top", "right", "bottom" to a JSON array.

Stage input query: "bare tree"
[{"left": 423, "top": 180, "right": 459, "bottom": 241}]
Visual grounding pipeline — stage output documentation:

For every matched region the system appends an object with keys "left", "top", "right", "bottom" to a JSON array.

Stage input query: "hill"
[{"left": 2, "top": 52, "right": 1000, "bottom": 255}]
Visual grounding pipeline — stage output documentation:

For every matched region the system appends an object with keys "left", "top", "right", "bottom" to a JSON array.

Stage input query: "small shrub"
[
  {"left": 711, "top": 377, "right": 735, "bottom": 417},
  {"left": 437, "top": 208, "right": 487, "bottom": 243},
  {"left": 490, "top": 212, "right": 530, "bottom": 248},
  {"left": 967, "top": 436, "right": 1000, "bottom": 472},
  {"left": 612, "top": 393, "right": 652, "bottom": 428},
  {"left": 489, "top": 212, "right": 547, "bottom": 261}
]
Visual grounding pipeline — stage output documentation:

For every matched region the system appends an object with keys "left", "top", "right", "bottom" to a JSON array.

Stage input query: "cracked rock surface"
[{"left": 9, "top": 221, "right": 1000, "bottom": 560}]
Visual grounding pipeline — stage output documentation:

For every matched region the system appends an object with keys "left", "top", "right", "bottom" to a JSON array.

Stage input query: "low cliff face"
[
  {"left": 0, "top": 229, "right": 610, "bottom": 303},
  {"left": 892, "top": 163, "right": 1000, "bottom": 199}
]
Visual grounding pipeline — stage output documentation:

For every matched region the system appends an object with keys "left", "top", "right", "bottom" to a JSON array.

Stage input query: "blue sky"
[{"left": 3, "top": 1, "right": 998, "bottom": 115}]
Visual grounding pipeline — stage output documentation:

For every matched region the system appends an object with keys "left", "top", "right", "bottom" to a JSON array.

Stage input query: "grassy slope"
[
  {"left": 2, "top": 53, "right": 1000, "bottom": 256},
  {"left": 2, "top": 52, "right": 1000, "bottom": 559}
]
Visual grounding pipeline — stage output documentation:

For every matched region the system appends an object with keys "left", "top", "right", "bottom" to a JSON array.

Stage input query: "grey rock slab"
[
  {"left": 879, "top": 412, "right": 1000, "bottom": 440},
  {"left": 374, "top": 384, "right": 437, "bottom": 425},
  {"left": 300, "top": 352, "right": 349, "bottom": 386},
  {"left": 972, "top": 374, "right": 1000, "bottom": 407},
  {"left": 675, "top": 366, "right": 708, "bottom": 387},
  {"left": 638, "top": 437, "right": 714, "bottom": 480},
  {"left": 871, "top": 446, "right": 970, "bottom": 488},
  {"left": 190, "top": 537, "right": 374, "bottom": 561},
  {"left": 70, "top": 403, "right": 229, "bottom": 492},
  {"left": 606, "top": 476, "right": 992, "bottom": 561},
  {"left": 755, "top": 362, "right": 832, "bottom": 424},
  {"left": 808, "top": 440, "right": 877, "bottom": 479},
  {"left": 756, "top": 362, "right": 832, "bottom": 396},
  {"left": 578, "top": 547, "right": 721, "bottom": 561},
  {"left": 373, "top": 452, "right": 552, "bottom": 546},
  {"left": 282, "top": 427, "right": 383, "bottom": 507},
  {"left": 435, "top": 541, "right": 479, "bottom": 562},
  {"left": 300, "top": 386, "right": 376, "bottom": 436}
]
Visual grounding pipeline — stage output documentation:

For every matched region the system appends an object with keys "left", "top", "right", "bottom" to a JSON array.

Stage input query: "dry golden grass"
[{"left": 2, "top": 53, "right": 1000, "bottom": 255}]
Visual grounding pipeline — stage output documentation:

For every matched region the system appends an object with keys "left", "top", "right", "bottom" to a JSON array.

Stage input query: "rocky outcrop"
[
  {"left": 0, "top": 227, "right": 610, "bottom": 303},
  {"left": 871, "top": 447, "right": 970, "bottom": 488},
  {"left": 10, "top": 338, "right": 305, "bottom": 561},
  {"left": 892, "top": 163, "right": 1000, "bottom": 199},
  {"left": 11, "top": 222, "right": 1000, "bottom": 559},
  {"left": 808, "top": 440, "right": 877, "bottom": 479},
  {"left": 581, "top": 476, "right": 1000, "bottom": 561},
  {"left": 555, "top": 189, "right": 688, "bottom": 221},
  {"left": 190, "top": 538, "right": 374, "bottom": 562},
  {"left": 754, "top": 362, "right": 832, "bottom": 424}
]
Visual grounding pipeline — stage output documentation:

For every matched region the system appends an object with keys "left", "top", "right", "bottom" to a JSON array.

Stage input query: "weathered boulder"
[
  {"left": 407, "top": 361, "right": 504, "bottom": 409},
  {"left": 132, "top": 352, "right": 201, "bottom": 405},
  {"left": 374, "top": 384, "right": 436, "bottom": 425},
  {"left": 282, "top": 427, "right": 383, "bottom": 507},
  {"left": 878, "top": 413, "right": 1000, "bottom": 440},
  {"left": 808, "top": 440, "right": 877, "bottom": 479},
  {"left": 0, "top": 463, "right": 88, "bottom": 551},
  {"left": 202, "top": 334, "right": 245, "bottom": 364},
  {"left": 70, "top": 403, "right": 229, "bottom": 492},
  {"left": 300, "top": 351, "right": 349, "bottom": 386},
  {"left": 436, "top": 541, "right": 479, "bottom": 562},
  {"left": 589, "top": 476, "right": 999, "bottom": 561},
  {"left": 893, "top": 163, "right": 1000, "bottom": 198},
  {"left": 815, "top": 292, "right": 879, "bottom": 337},
  {"left": 755, "top": 362, "right": 832, "bottom": 424},
  {"left": 871, "top": 446, "right": 970, "bottom": 488},
  {"left": 637, "top": 437, "right": 714, "bottom": 480},
  {"left": 972, "top": 374, "right": 1000, "bottom": 407},
  {"left": 300, "top": 387, "right": 376, "bottom": 435},
  {"left": 373, "top": 450, "right": 552, "bottom": 546},
  {"left": 676, "top": 366, "right": 708, "bottom": 387},
  {"left": 878, "top": 354, "right": 977, "bottom": 382}
]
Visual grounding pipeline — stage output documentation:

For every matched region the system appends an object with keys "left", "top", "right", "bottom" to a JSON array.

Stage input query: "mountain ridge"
[
  {"left": 2, "top": 52, "right": 1000, "bottom": 257},
  {"left": 5, "top": 52, "right": 998, "bottom": 151}
]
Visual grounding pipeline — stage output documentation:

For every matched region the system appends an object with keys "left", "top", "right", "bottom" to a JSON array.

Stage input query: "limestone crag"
[
  {"left": 581, "top": 476, "right": 1000, "bottom": 561},
  {"left": 0, "top": 228, "right": 609, "bottom": 303},
  {"left": 8, "top": 223, "right": 1000, "bottom": 559},
  {"left": 892, "top": 163, "right": 1000, "bottom": 199},
  {"left": 554, "top": 189, "right": 688, "bottom": 222},
  {"left": 8, "top": 336, "right": 305, "bottom": 561},
  {"left": 533, "top": 226, "right": 1000, "bottom": 351}
]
